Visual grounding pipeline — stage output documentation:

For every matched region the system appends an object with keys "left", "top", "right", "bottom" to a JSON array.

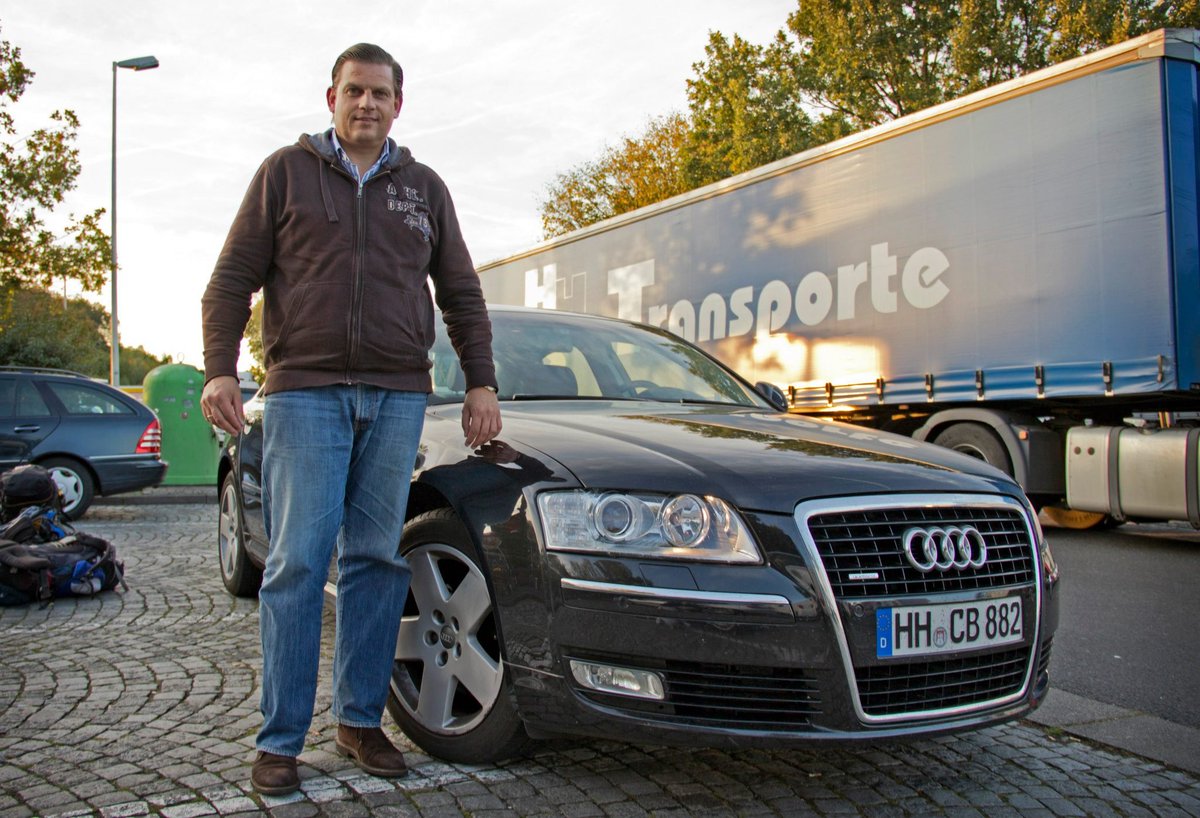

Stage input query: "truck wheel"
[
  {"left": 386, "top": 509, "right": 533, "bottom": 764},
  {"left": 932, "top": 423, "right": 1013, "bottom": 476}
]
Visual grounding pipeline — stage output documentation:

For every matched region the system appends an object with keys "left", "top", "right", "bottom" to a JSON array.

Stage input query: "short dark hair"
[{"left": 332, "top": 43, "right": 404, "bottom": 99}]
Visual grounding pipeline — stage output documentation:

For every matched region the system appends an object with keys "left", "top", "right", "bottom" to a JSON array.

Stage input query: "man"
[{"left": 200, "top": 43, "right": 501, "bottom": 796}]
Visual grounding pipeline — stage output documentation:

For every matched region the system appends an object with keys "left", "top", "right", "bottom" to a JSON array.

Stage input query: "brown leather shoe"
[
  {"left": 335, "top": 724, "right": 408, "bottom": 777},
  {"left": 251, "top": 751, "right": 300, "bottom": 795}
]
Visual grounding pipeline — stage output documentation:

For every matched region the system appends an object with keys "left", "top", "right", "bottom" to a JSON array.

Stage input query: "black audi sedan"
[{"left": 216, "top": 306, "right": 1059, "bottom": 763}]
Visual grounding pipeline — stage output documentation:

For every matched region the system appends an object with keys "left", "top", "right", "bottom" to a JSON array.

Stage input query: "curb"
[
  {"left": 95, "top": 486, "right": 217, "bottom": 506},
  {"left": 1027, "top": 689, "right": 1200, "bottom": 776}
]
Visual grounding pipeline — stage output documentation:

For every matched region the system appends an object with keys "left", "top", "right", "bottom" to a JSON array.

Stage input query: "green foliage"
[
  {"left": 787, "top": 0, "right": 1194, "bottom": 128},
  {"left": 0, "top": 285, "right": 109, "bottom": 376},
  {"left": 0, "top": 23, "right": 112, "bottom": 293},
  {"left": 538, "top": 1, "right": 1200, "bottom": 238},
  {"left": 244, "top": 296, "right": 266, "bottom": 384},
  {"left": 789, "top": 0, "right": 960, "bottom": 127},
  {"left": 1048, "top": 0, "right": 1181, "bottom": 60},
  {"left": 682, "top": 31, "right": 817, "bottom": 189},
  {"left": 541, "top": 114, "right": 691, "bottom": 237},
  {"left": 120, "top": 343, "right": 173, "bottom": 386},
  {"left": 0, "top": 285, "right": 171, "bottom": 384}
]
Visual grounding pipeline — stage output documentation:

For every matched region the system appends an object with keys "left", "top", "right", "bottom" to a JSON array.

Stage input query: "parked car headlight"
[
  {"left": 1020, "top": 494, "right": 1058, "bottom": 584},
  {"left": 537, "top": 490, "right": 761, "bottom": 563}
]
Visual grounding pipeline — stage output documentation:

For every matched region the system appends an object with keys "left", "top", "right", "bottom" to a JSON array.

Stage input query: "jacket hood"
[
  {"left": 299, "top": 130, "right": 417, "bottom": 223},
  {"left": 300, "top": 130, "right": 415, "bottom": 171},
  {"left": 428, "top": 402, "right": 1022, "bottom": 513}
]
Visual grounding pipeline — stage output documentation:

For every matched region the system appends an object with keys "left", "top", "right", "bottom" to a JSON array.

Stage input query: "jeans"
[{"left": 256, "top": 385, "right": 426, "bottom": 757}]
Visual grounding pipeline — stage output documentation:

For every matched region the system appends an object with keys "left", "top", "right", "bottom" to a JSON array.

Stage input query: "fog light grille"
[
  {"left": 1036, "top": 637, "right": 1054, "bottom": 677},
  {"left": 572, "top": 657, "right": 821, "bottom": 730},
  {"left": 855, "top": 646, "right": 1030, "bottom": 716}
]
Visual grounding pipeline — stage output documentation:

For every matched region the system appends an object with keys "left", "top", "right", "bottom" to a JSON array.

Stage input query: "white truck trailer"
[{"left": 477, "top": 29, "right": 1200, "bottom": 528}]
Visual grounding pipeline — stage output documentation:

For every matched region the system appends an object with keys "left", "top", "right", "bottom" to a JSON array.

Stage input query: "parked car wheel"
[
  {"left": 42, "top": 456, "right": 95, "bottom": 519},
  {"left": 218, "top": 473, "right": 262, "bottom": 597},
  {"left": 386, "top": 509, "right": 531, "bottom": 763}
]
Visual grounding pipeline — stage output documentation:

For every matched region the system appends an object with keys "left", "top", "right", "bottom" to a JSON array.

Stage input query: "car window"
[
  {"left": 429, "top": 311, "right": 767, "bottom": 407},
  {"left": 541, "top": 348, "right": 600, "bottom": 396},
  {"left": 611, "top": 340, "right": 739, "bottom": 400},
  {"left": 44, "top": 381, "right": 133, "bottom": 415},
  {"left": 0, "top": 377, "right": 52, "bottom": 418}
]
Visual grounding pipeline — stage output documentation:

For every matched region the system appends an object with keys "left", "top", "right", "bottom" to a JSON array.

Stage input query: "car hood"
[{"left": 429, "top": 401, "right": 1019, "bottom": 512}]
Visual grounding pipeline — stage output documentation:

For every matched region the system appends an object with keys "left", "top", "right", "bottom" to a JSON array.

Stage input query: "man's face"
[{"left": 326, "top": 60, "right": 401, "bottom": 154}]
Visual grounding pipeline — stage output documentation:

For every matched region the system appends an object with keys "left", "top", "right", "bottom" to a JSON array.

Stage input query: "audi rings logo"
[{"left": 902, "top": 526, "right": 988, "bottom": 573}]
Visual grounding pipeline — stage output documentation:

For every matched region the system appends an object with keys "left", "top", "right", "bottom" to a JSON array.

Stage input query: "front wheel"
[
  {"left": 217, "top": 472, "right": 262, "bottom": 597},
  {"left": 386, "top": 509, "right": 532, "bottom": 763}
]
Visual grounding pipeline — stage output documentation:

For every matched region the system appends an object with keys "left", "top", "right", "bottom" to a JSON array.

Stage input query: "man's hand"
[
  {"left": 462, "top": 387, "right": 501, "bottom": 448},
  {"left": 200, "top": 375, "right": 246, "bottom": 437}
]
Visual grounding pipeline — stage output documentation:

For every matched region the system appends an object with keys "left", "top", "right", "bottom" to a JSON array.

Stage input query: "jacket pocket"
[
  {"left": 357, "top": 281, "right": 433, "bottom": 372},
  {"left": 270, "top": 282, "right": 352, "bottom": 370}
]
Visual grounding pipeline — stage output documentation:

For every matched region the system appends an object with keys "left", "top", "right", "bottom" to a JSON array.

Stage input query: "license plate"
[{"left": 876, "top": 597, "right": 1024, "bottom": 658}]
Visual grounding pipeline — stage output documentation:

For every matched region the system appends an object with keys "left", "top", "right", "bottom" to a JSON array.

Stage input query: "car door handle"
[{"left": 12, "top": 425, "right": 41, "bottom": 433}]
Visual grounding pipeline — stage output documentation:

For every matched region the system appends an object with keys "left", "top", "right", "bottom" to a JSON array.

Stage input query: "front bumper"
[{"left": 499, "top": 492, "right": 1058, "bottom": 746}]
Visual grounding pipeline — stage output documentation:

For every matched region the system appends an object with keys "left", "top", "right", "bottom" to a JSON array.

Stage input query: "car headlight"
[
  {"left": 1020, "top": 495, "right": 1058, "bottom": 584},
  {"left": 537, "top": 490, "right": 761, "bottom": 563}
]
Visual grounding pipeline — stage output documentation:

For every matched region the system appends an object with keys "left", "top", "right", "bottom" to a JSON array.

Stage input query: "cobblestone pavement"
[{"left": 2, "top": 498, "right": 1199, "bottom": 818}]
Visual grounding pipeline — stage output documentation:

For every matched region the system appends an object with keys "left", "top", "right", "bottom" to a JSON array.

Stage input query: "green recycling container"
[{"left": 143, "top": 364, "right": 219, "bottom": 486}]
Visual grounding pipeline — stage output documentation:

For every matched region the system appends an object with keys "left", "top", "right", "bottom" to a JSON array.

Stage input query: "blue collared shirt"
[{"left": 329, "top": 129, "right": 390, "bottom": 185}]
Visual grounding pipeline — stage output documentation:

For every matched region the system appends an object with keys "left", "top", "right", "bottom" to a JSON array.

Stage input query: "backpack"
[
  {"left": 1, "top": 464, "right": 61, "bottom": 522},
  {"left": 0, "top": 507, "right": 126, "bottom": 607}
]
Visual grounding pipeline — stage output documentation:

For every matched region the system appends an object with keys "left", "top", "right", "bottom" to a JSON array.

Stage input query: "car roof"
[{"left": 0, "top": 366, "right": 93, "bottom": 380}]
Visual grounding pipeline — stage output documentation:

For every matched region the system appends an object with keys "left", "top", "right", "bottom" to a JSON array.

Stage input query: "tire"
[
  {"left": 218, "top": 472, "right": 262, "bottom": 597},
  {"left": 41, "top": 457, "right": 95, "bottom": 520},
  {"left": 386, "top": 508, "right": 532, "bottom": 763},
  {"left": 932, "top": 422, "right": 1014, "bottom": 476}
]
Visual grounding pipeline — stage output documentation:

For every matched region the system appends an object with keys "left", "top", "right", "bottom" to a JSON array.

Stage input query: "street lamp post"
[{"left": 111, "top": 55, "right": 159, "bottom": 387}]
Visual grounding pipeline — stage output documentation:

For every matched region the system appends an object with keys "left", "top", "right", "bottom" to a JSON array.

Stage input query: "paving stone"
[
  {"left": 3, "top": 499, "right": 1200, "bottom": 817},
  {"left": 159, "top": 802, "right": 217, "bottom": 818}
]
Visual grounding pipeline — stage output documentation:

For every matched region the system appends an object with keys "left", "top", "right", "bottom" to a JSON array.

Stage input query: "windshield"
[{"left": 430, "top": 310, "right": 768, "bottom": 408}]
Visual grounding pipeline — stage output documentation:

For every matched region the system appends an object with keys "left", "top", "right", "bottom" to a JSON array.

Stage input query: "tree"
[
  {"left": 1, "top": 24, "right": 111, "bottom": 294},
  {"left": 681, "top": 31, "right": 819, "bottom": 189},
  {"left": 244, "top": 296, "right": 266, "bottom": 384},
  {"left": 0, "top": 284, "right": 170, "bottom": 380},
  {"left": 788, "top": 1, "right": 1200, "bottom": 129},
  {"left": 120, "top": 343, "right": 173, "bottom": 385},
  {"left": 541, "top": 114, "right": 691, "bottom": 237},
  {"left": 0, "top": 285, "right": 110, "bottom": 375}
]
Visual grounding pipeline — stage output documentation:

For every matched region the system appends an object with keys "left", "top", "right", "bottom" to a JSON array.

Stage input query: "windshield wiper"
[
  {"left": 507, "top": 394, "right": 589, "bottom": 401},
  {"left": 664, "top": 398, "right": 757, "bottom": 408}
]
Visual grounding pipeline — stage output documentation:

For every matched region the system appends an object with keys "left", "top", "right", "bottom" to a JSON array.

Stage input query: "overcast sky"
[{"left": 4, "top": 1, "right": 796, "bottom": 375}]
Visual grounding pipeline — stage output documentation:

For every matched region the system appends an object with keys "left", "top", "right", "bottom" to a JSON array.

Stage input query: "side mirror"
[{"left": 754, "top": 382, "right": 788, "bottom": 412}]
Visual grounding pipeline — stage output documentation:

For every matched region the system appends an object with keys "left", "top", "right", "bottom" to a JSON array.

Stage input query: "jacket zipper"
[{"left": 345, "top": 178, "right": 368, "bottom": 383}]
